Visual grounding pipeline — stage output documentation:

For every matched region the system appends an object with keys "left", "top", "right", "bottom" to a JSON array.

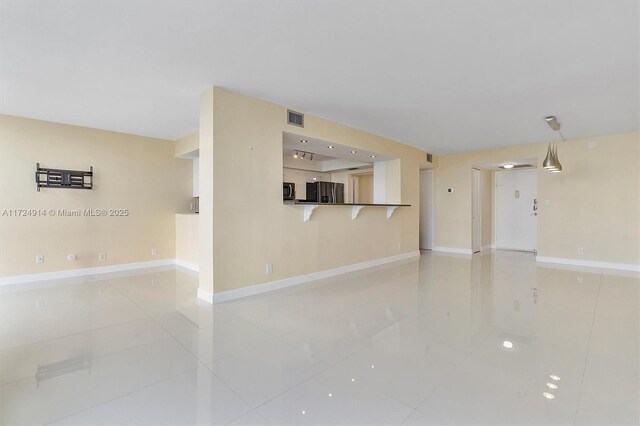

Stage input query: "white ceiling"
[
  {"left": 1, "top": 1, "right": 638, "bottom": 154},
  {"left": 282, "top": 132, "right": 391, "bottom": 163}
]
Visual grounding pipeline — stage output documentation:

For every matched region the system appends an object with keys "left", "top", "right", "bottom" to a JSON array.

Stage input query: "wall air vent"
[
  {"left": 426, "top": 153, "right": 433, "bottom": 163},
  {"left": 287, "top": 110, "right": 304, "bottom": 127}
]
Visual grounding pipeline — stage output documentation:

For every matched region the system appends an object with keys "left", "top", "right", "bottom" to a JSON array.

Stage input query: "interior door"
[
  {"left": 419, "top": 171, "right": 434, "bottom": 250},
  {"left": 495, "top": 170, "right": 537, "bottom": 251},
  {"left": 472, "top": 168, "right": 481, "bottom": 253}
]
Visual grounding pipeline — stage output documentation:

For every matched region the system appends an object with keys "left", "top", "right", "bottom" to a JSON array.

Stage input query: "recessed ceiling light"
[
  {"left": 549, "top": 375, "right": 561, "bottom": 381},
  {"left": 328, "top": 393, "right": 332, "bottom": 397},
  {"left": 301, "top": 140, "right": 307, "bottom": 143},
  {"left": 502, "top": 340, "right": 514, "bottom": 349},
  {"left": 542, "top": 392, "right": 555, "bottom": 400},
  {"left": 503, "top": 164, "right": 514, "bottom": 169},
  {"left": 293, "top": 151, "right": 299, "bottom": 159},
  {"left": 546, "top": 383, "right": 558, "bottom": 390},
  {"left": 371, "top": 155, "right": 376, "bottom": 158},
  {"left": 350, "top": 150, "right": 357, "bottom": 154},
  {"left": 312, "top": 177, "right": 317, "bottom": 181},
  {"left": 301, "top": 410, "right": 306, "bottom": 415},
  {"left": 351, "top": 378, "right": 355, "bottom": 382},
  {"left": 328, "top": 145, "right": 334, "bottom": 149}
]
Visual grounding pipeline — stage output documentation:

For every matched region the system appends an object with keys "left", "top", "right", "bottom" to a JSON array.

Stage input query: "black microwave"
[{"left": 283, "top": 182, "right": 295, "bottom": 200}]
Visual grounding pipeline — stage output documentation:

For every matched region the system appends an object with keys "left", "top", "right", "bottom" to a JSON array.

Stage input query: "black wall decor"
[{"left": 35, "top": 163, "right": 93, "bottom": 191}]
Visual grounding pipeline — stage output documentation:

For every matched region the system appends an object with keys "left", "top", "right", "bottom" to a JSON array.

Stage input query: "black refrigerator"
[{"left": 306, "top": 181, "right": 344, "bottom": 203}]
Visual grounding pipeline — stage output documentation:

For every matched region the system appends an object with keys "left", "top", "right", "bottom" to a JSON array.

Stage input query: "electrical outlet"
[
  {"left": 266, "top": 263, "right": 273, "bottom": 274},
  {"left": 36, "top": 299, "right": 45, "bottom": 310},
  {"left": 67, "top": 254, "right": 77, "bottom": 261},
  {"left": 577, "top": 276, "right": 584, "bottom": 284},
  {"left": 397, "top": 242, "right": 401, "bottom": 250},
  {"left": 98, "top": 252, "right": 106, "bottom": 262},
  {"left": 151, "top": 248, "right": 157, "bottom": 256},
  {"left": 35, "top": 255, "right": 44, "bottom": 264},
  {"left": 577, "top": 247, "right": 584, "bottom": 255},
  {"left": 544, "top": 199, "right": 550, "bottom": 206}
]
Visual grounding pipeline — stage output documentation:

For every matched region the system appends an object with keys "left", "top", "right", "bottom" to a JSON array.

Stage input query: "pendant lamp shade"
[
  {"left": 542, "top": 116, "right": 565, "bottom": 173},
  {"left": 550, "top": 144, "right": 562, "bottom": 172},
  {"left": 543, "top": 143, "right": 555, "bottom": 169},
  {"left": 543, "top": 142, "right": 562, "bottom": 171}
]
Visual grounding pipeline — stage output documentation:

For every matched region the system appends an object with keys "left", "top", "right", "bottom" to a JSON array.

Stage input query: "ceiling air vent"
[
  {"left": 426, "top": 153, "right": 433, "bottom": 163},
  {"left": 287, "top": 110, "right": 304, "bottom": 127}
]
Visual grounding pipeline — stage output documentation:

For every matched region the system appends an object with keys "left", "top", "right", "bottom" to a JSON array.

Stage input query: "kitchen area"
[{"left": 282, "top": 132, "right": 409, "bottom": 221}]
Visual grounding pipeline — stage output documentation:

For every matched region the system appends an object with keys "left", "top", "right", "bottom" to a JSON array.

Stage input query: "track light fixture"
[{"left": 293, "top": 150, "right": 314, "bottom": 161}]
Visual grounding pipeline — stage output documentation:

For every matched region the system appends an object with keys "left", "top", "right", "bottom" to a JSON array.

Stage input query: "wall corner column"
[{"left": 198, "top": 87, "right": 215, "bottom": 301}]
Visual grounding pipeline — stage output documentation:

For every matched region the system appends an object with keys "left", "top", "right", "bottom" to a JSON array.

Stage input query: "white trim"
[
  {"left": 0, "top": 259, "right": 176, "bottom": 286},
  {"left": 197, "top": 288, "right": 214, "bottom": 304},
  {"left": 481, "top": 245, "right": 495, "bottom": 251},
  {"left": 174, "top": 259, "right": 199, "bottom": 272},
  {"left": 495, "top": 246, "right": 536, "bottom": 253},
  {"left": 210, "top": 251, "right": 420, "bottom": 304},
  {"left": 432, "top": 246, "right": 473, "bottom": 255},
  {"left": 536, "top": 256, "right": 640, "bottom": 272}
]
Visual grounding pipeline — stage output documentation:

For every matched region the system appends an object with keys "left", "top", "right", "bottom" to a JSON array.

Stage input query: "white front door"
[
  {"left": 472, "top": 168, "right": 481, "bottom": 253},
  {"left": 495, "top": 170, "right": 537, "bottom": 252}
]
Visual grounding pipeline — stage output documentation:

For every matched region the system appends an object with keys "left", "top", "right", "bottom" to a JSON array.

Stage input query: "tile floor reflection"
[{"left": 0, "top": 251, "right": 638, "bottom": 425}]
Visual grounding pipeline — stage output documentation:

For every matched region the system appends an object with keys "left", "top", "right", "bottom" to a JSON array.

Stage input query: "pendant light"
[
  {"left": 550, "top": 144, "right": 562, "bottom": 172},
  {"left": 542, "top": 144, "right": 556, "bottom": 169},
  {"left": 543, "top": 116, "right": 564, "bottom": 173}
]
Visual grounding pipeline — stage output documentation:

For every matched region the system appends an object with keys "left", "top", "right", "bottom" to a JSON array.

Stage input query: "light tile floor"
[{"left": 0, "top": 251, "right": 638, "bottom": 425}]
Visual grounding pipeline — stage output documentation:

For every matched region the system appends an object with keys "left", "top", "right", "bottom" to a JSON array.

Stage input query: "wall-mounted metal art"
[{"left": 35, "top": 163, "right": 93, "bottom": 191}]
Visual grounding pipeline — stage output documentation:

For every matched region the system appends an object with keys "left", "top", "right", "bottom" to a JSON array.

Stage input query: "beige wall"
[
  {"left": 199, "top": 90, "right": 215, "bottom": 295},
  {"left": 175, "top": 214, "right": 199, "bottom": 267},
  {"left": 175, "top": 131, "right": 198, "bottom": 158},
  {"left": 434, "top": 131, "right": 640, "bottom": 265},
  {"left": 358, "top": 173, "right": 374, "bottom": 204},
  {"left": 480, "top": 168, "right": 493, "bottom": 248},
  {"left": 202, "top": 87, "right": 425, "bottom": 294},
  {"left": 0, "top": 115, "right": 193, "bottom": 278}
]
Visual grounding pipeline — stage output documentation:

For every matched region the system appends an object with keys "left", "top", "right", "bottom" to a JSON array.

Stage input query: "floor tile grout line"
[
  {"left": 399, "top": 408, "right": 418, "bottom": 425},
  {"left": 37, "top": 274, "right": 206, "bottom": 425},
  {"left": 43, "top": 364, "right": 201, "bottom": 425},
  {"left": 411, "top": 253, "right": 557, "bottom": 416},
  {"left": 0, "top": 326, "right": 172, "bottom": 388},
  {"left": 572, "top": 268, "right": 603, "bottom": 425},
  {"left": 0, "top": 312, "right": 155, "bottom": 361},
  {"left": 411, "top": 283, "right": 540, "bottom": 414}
]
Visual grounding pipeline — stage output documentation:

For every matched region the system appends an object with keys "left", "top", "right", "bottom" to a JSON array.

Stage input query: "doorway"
[
  {"left": 495, "top": 170, "right": 537, "bottom": 252},
  {"left": 419, "top": 170, "right": 434, "bottom": 250},
  {"left": 472, "top": 168, "right": 481, "bottom": 253},
  {"left": 352, "top": 172, "right": 373, "bottom": 204}
]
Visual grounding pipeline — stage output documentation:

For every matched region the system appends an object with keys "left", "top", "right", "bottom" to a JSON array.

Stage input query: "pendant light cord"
[{"left": 557, "top": 129, "right": 566, "bottom": 142}]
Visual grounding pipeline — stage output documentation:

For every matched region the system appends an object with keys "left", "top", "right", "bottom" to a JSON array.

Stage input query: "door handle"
[{"left": 531, "top": 212, "right": 537, "bottom": 216}]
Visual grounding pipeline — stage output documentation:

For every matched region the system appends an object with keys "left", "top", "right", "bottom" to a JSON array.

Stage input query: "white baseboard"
[
  {"left": 197, "top": 288, "right": 214, "bottom": 304},
  {"left": 432, "top": 246, "right": 473, "bottom": 255},
  {"left": 209, "top": 251, "right": 421, "bottom": 304},
  {"left": 0, "top": 259, "right": 177, "bottom": 286},
  {"left": 536, "top": 256, "right": 640, "bottom": 272},
  {"left": 174, "top": 259, "right": 199, "bottom": 272}
]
